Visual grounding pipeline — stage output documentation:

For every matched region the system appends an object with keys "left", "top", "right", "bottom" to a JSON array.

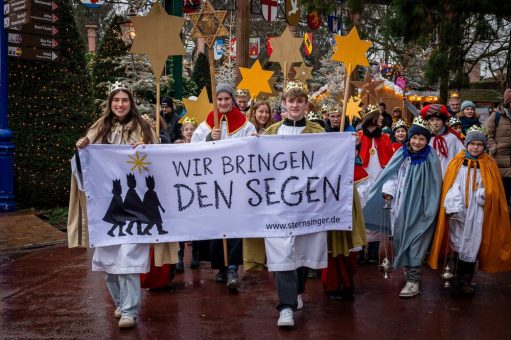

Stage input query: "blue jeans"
[{"left": 104, "top": 273, "right": 141, "bottom": 318}]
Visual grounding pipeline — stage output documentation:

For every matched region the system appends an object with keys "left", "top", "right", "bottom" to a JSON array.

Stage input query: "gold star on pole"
[
  {"left": 238, "top": 60, "right": 275, "bottom": 99},
  {"left": 130, "top": 3, "right": 185, "bottom": 78},
  {"left": 181, "top": 87, "right": 214, "bottom": 124},
  {"left": 257, "top": 76, "right": 279, "bottom": 100},
  {"left": 269, "top": 26, "right": 304, "bottom": 74},
  {"left": 293, "top": 63, "right": 313, "bottom": 82},
  {"left": 127, "top": 151, "right": 152, "bottom": 174},
  {"left": 331, "top": 26, "right": 372, "bottom": 75},
  {"left": 188, "top": 0, "right": 229, "bottom": 48},
  {"left": 346, "top": 96, "right": 363, "bottom": 124}
]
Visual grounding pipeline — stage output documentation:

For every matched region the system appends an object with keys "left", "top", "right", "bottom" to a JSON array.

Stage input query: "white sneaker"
[
  {"left": 118, "top": 316, "right": 136, "bottom": 328},
  {"left": 399, "top": 281, "right": 420, "bottom": 298},
  {"left": 277, "top": 308, "right": 294, "bottom": 327},
  {"left": 297, "top": 294, "right": 303, "bottom": 310},
  {"left": 114, "top": 307, "right": 121, "bottom": 318}
]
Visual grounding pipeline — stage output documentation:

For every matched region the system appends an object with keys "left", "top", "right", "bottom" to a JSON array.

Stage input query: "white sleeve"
[
  {"left": 476, "top": 187, "right": 485, "bottom": 206},
  {"left": 444, "top": 181, "right": 464, "bottom": 214},
  {"left": 356, "top": 179, "right": 371, "bottom": 208},
  {"left": 382, "top": 172, "right": 398, "bottom": 199},
  {"left": 191, "top": 123, "right": 210, "bottom": 143}
]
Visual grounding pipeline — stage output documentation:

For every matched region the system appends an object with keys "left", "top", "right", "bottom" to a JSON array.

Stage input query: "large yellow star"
[
  {"left": 130, "top": 3, "right": 185, "bottom": 78},
  {"left": 269, "top": 26, "right": 303, "bottom": 74},
  {"left": 331, "top": 26, "right": 372, "bottom": 75},
  {"left": 127, "top": 151, "right": 151, "bottom": 174},
  {"left": 188, "top": 0, "right": 229, "bottom": 48},
  {"left": 238, "top": 60, "right": 275, "bottom": 99},
  {"left": 181, "top": 87, "right": 213, "bottom": 124}
]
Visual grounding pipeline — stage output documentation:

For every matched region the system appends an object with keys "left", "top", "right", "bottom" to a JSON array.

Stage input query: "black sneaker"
[
  {"left": 190, "top": 254, "right": 200, "bottom": 269},
  {"left": 176, "top": 260, "right": 184, "bottom": 273},
  {"left": 226, "top": 270, "right": 240, "bottom": 290},
  {"left": 215, "top": 270, "right": 227, "bottom": 283}
]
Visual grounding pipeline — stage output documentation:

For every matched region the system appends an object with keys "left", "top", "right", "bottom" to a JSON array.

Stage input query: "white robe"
[
  {"left": 444, "top": 164, "right": 485, "bottom": 262},
  {"left": 264, "top": 124, "right": 328, "bottom": 271},
  {"left": 430, "top": 131, "right": 465, "bottom": 177},
  {"left": 382, "top": 158, "right": 411, "bottom": 235},
  {"left": 365, "top": 139, "right": 384, "bottom": 242},
  {"left": 191, "top": 120, "right": 256, "bottom": 143}
]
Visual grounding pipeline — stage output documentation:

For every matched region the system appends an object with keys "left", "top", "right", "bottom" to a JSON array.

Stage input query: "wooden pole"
[
  {"left": 283, "top": 61, "right": 288, "bottom": 91},
  {"left": 208, "top": 47, "right": 220, "bottom": 129},
  {"left": 207, "top": 46, "right": 227, "bottom": 266},
  {"left": 156, "top": 79, "right": 160, "bottom": 138},
  {"left": 340, "top": 65, "right": 352, "bottom": 132}
]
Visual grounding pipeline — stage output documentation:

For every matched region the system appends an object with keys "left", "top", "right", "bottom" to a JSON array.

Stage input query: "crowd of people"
[{"left": 69, "top": 83, "right": 511, "bottom": 329}]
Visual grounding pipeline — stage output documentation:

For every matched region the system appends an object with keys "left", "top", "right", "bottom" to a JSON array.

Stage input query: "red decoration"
[
  {"left": 183, "top": 0, "right": 201, "bottom": 14},
  {"left": 262, "top": 0, "right": 278, "bottom": 22},
  {"left": 307, "top": 11, "right": 322, "bottom": 30}
]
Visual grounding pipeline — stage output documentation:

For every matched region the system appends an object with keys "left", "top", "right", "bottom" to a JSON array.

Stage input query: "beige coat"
[
  {"left": 485, "top": 104, "right": 511, "bottom": 178},
  {"left": 67, "top": 120, "right": 178, "bottom": 266}
]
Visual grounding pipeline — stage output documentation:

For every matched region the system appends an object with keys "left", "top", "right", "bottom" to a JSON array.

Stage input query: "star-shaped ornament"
[
  {"left": 331, "top": 26, "right": 372, "bottom": 75},
  {"left": 130, "top": 2, "right": 185, "bottom": 78},
  {"left": 188, "top": 0, "right": 229, "bottom": 48},
  {"left": 238, "top": 60, "right": 275, "bottom": 99},
  {"left": 351, "top": 70, "right": 372, "bottom": 97},
  {"left": 292, "top": 63, "right": 313, "bottom": 83},
  {"left": 269, "top": 26, "right": 304, "bottom": 74},
  {"left": 346, "top": 96, "right": 363, "bottom": 124},
  {"left": 181, "top": 87, "right": 213, "bottom": 124}
]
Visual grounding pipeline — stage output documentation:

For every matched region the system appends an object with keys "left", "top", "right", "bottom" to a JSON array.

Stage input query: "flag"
[
  {"left": 303, "top": 33, "right": 313, "bottom": 56},
  {"left": 249, "top": 37, "right": 260, "bottom": 59}
]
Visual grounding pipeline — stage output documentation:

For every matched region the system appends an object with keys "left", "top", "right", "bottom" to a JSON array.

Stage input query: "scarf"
[{"left": 205, "top": 106, "right": 248, "bottom": 135}]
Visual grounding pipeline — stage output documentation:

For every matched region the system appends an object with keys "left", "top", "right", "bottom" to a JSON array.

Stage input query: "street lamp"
[{"left": 119, "top": 8, "right": 138, "bottom": 76}]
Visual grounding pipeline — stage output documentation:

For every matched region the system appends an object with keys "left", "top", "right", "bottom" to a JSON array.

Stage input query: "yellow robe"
[{"left": 427, "top": 151, "right": 511, "bottom": 273}]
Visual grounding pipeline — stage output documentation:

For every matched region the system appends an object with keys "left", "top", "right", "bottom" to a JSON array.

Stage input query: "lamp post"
[
  {"left": 119, "top": 15, "right": 137, "bottom": 76},
  {"left": 0, "top": 0, "right": 16, "bottom": 212}
]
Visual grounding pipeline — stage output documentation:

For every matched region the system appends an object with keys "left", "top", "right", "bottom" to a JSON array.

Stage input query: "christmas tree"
[
  {"left": 8, "top": 0, "right": 94, "bottom": 208},
  {"left": 191, "top": 52, "right": 211, "bottom": 100}
]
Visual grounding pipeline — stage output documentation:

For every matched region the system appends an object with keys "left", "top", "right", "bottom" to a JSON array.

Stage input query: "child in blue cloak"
[{"left": 366, "top": 116, "right": 442, "bottom": 298}]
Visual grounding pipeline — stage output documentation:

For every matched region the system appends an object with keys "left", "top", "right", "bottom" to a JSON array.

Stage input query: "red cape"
[
  {"left": 205, "top": 106, "right": 248, "bottom": 135},
  {"left": 357, "top": 130, "right": 394, "bottom": 168}
]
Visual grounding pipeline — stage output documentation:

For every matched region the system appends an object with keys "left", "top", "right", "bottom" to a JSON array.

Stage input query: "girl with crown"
[
  {"left": 428, "top": 126, "right": 511, "bottom": 294},
  {"left": 391, "top": 119, "right": 408, "bottom": 153},
  {"left": 367, "top": 117, "right": 442, "bottom": 298},
  {"left": 358, "top": 105, "right": 394, "bottom": 264},
  {"left": 70, "top": 84, "right": 177, "bottom": 328},
  {"left": 447, "top": 116, "right": 464, "bottom": 140}
]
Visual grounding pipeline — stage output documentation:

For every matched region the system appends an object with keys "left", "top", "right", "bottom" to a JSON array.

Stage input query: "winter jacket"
[{"left": 485, "top": 103, "right": 511, "bottom": 177}]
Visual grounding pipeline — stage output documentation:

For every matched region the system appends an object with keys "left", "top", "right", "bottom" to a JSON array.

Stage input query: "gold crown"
[
  {"left": 361, "top": 104, "right": 379, "bottom": 117},
  {"left": 466, "top": 125, "right": 487, "bottom": 136},
  {"left": 236, "top": 88, "right": 250, "bottom": 97},
  {"left": 447, "top": 116, "right": 461, "bottom": 127},
  {"left": 285, "top": 80, "right": 308, "bottom": 93},
  {"left": 108, "top": 81, "right": 132, "bottom": 94},
  {"left": 392, "top": 119, "right": 408, "bottom": 131},
  {"left": 307, "top": 111, "right": 322, "bottom": 121},
  {"left": 412, "top": 116, "right": 431, "bottom": 131},
  {"left": 182, "top": 116, "right": 199, "bottom": 126}
]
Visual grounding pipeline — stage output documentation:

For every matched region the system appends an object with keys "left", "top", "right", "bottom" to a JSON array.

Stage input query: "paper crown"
[
  {"left": 141, "top": 114, "right": 156, "bottom": 127},
  {"left": 392, "top": 119, "right": 408, "bottom": 131},
  {"left": 361, "top": 104, "right": 379, "bottom": 117},
  {"left": 411, "top": 116, "right": 431, "bottom": 132},
  {"left": 466, "top": 125, "right": 487, "bottom": 136},
  {"left": 182, "top": 116, "right": 199, "bottom": 126},
  {"left": 236, "top": 88, "right": 250, "bottom": 97},
  {"left": 108, "top": 81, "right": 132, "bottom": 94},
  {"left": 285, "top": 80, "right": 308, "bottom": 93},
  {"left": 307, "top": 111, "right": 322, "bottom": 121},
  {"left": 447, "top": 116, "right": 461, "bottom": 127}
]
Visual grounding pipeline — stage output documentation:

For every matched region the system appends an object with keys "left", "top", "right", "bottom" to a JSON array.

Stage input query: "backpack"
[{"left": 495, "top": 110, "right": 500, "bottom": 128}]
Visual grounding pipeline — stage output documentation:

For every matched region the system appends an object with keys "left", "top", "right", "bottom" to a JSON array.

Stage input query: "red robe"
[{"left": 357, "top": 130, "right": 394, "bottom": 168}]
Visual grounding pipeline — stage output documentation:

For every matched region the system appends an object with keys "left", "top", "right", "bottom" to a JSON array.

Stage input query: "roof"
[{"left": 459, "top": 89, "right": 503, "bottom": 104}]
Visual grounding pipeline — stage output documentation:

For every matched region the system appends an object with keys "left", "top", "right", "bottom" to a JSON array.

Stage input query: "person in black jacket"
[{"left": 161, "top": 97, "right": 182, "bottom": 143}]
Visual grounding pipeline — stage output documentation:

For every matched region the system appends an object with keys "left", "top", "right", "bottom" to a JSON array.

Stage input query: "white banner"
[{"left": 79, "top": 133, "right": 355, "bottom": 247}]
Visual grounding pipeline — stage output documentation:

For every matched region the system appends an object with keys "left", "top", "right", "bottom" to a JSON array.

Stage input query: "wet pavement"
[{"left": 1, "top": 244, "right": 511, "bottom": 339}]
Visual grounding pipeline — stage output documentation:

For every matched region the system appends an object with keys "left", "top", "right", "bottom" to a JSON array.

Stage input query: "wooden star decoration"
[
  {"left": 238, "top": 60, "right": 275, "bottom": 99},
  {"left": 293, "top": 63, "right": 313, "bottom": 83},
  {"left": 181, "top": 87, "right": 213, "bottom": 124},
  {"left": 269, "top": 26, "right": 304, "bottom": 74},
  {"left": 346, "top": 96, "right": 363, "bottom": 124},
  {"left": 130, "top": 2, "right": 185, "bottom": 78},
  {"left": 188, "top": 0, "right": 229, "bottom": 48},
  {"left": 351, "top": 70, "right": 372, "bottom": 97},
  {"left": 331, "top": 26, "right": 372, "bottom": 75}
]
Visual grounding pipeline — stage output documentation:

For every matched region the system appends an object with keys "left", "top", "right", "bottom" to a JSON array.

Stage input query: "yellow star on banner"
[
  {"left": 293, "top": 63, "right": 313, "bottom": 83},
  {"left": 127, "top": 151, "right": 151, "bottom": 174},
  {"left": 331, "top": 26, "right": 372, "bottom": 75},
  {"left": 238, "top": 60, "right": 275, "bottom": 98},
  {"left": 130, "top": 3, "right": 185, "bottom": 78},
  {"left": 188, "top": 0, "right": 229, "bottom": 48},
  {"left": 181, "top": 87, "right": 214, "bottom": 124},
  {"left": 269, "top": 26, "right": 304, "bottom": 74},
  {"left": 346, "top": 96, "right": 363, "bottom": 124}
]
